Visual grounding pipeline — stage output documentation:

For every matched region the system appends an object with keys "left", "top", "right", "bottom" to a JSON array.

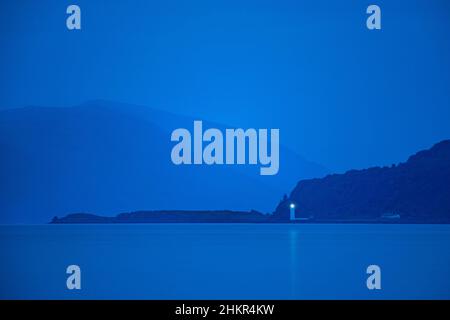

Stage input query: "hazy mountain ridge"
[{"left": 0, "top": 101, "right": 327, "bottom": 223}]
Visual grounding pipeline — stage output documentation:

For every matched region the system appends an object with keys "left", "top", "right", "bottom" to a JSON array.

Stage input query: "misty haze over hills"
[
  {"left": 0, "top": 101, "right": 327, "bottom": 224},
  {"left": 2, "top": 101, "right": 449, "bottom": 224}
]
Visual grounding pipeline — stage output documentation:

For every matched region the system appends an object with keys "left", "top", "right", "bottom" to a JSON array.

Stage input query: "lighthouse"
[{"left": 289, "top": 203, "right": 296, "bottom": 221}]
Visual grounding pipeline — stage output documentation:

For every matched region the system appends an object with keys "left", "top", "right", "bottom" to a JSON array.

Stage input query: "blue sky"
[{"left": 1, "top": 0, "right": 450, "bottom": 172}]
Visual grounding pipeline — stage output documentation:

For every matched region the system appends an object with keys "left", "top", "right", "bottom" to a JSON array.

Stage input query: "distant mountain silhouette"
[
  {"left": 0, "top": 101, "right": 327, "bottom": 223},
  {"left": 273, "top": 140, "right": 450, "bottom": 223}
]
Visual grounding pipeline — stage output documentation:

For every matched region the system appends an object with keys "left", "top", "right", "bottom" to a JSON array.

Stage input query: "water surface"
[{"left": 1, "top": 224, "right": 449, "bottom": 299}]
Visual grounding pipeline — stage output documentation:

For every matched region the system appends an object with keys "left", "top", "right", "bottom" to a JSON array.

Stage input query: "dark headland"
[{"left": 51, "top": 140, "right": 450, "bottom": 224}]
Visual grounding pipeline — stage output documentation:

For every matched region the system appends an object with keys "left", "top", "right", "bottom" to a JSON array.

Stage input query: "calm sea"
[{"left": 1, "top": 224, "right": 449, "bottom": 299}]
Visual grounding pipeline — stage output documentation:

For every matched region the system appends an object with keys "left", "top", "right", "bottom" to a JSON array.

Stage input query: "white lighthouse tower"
[{"left": 290, "top": 203, "right": 296, "bottom": 221}]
